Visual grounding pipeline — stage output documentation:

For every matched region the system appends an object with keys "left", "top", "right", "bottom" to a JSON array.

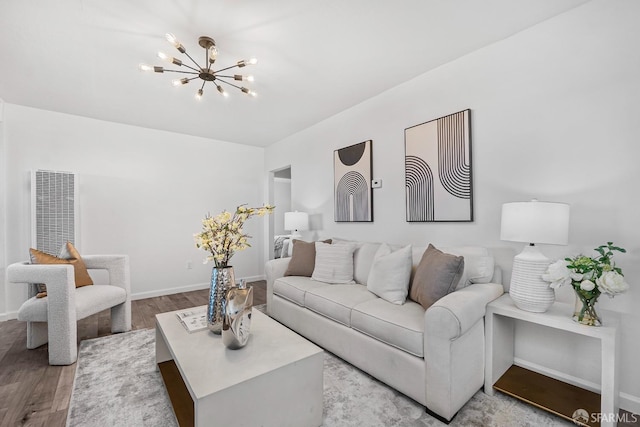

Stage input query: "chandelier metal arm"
[
  {"left": 162, "top": 70, "right": 200, "bottom": 75},
  {"left": 179, "top": 63, "right": 201, "bottom": 73},
  {"left": 213, "top": 64, "right": 241, "bottom": 74},
  {"left": 181, "top": 50, "right": 203, "bottom": 71},
  {"left": 216, "top": 78, "right": 243, "bottom": 90}
]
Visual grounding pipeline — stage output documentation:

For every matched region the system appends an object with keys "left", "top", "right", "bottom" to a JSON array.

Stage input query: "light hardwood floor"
[{"left": 0, "top": 281, "right": 266, "bottom": 427}]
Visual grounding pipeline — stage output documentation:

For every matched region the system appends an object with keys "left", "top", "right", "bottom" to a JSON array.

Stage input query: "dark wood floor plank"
[{"left": 183, "top": 288, "right": 209, "bottom": 307}]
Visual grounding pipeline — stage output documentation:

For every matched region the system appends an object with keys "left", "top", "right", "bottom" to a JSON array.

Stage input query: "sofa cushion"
[
  {"left": 17, "top": 284, "right": 126, "bottom": 322},
  {"left": 312, "top": 242, "right": 357, "bottom": 284},
  {"left": 284, "top": 239, "right": 332, "bottom": 277},
  {"left": 273, "top": 276, "right": 327, "bottom": 306},
  {"left": 351, "top": 298, "right": 425, "bottom": 357},
  {"left": 366, "top": 244, "right": 412, "bottom": 305},
  {"left": 305, "top": 284, "right": 377, "bottom": 326},
  {"left": 409, "top": 244, "right": 464, "bottom": 310}
]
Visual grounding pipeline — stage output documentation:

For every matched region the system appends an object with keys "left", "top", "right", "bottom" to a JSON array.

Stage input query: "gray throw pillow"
[
  {"left": 284, "top": 239, "right": 332, "bottom": 277},
  {"left": 409, "top": 244, "right": 464, "bottom": 310}
]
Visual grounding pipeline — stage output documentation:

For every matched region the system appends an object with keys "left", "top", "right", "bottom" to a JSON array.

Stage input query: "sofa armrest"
[
  {"left": 265, "top": 257, "right": 291, "bottom": 314},
  {"left": 425, "top": 282, "right": 504, "bottom": 340}
]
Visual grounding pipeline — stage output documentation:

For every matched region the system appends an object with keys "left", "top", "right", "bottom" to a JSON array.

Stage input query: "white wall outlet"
[{"left": 372, "top": 179, "right": 382, "bottom": 188}]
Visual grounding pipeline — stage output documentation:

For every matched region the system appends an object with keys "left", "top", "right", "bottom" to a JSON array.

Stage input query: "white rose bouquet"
[
  {"left": 194, "top": 204, "right": 274, "bottom": 268},
  {"left": 542, "top": 242, "right": 628, "bottom": 325}
]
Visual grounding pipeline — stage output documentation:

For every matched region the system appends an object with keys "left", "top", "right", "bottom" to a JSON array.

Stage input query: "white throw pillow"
[
  {"left": 366, "top": 244, "right": 412, "bottom": 304},
  {"left": 311, "top": 242, "right": 356, "bottom": 284}
]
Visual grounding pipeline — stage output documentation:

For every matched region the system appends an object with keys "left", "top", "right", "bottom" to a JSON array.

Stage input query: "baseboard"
[
  {"left": 131, "top": 282, "right": 210, "bottom": 301},
  {"left": 514, "top": 357, "right": 640, "bottom": 415},
  {"left": 130, "top": 275, "right": 266, "bottom": 301},
  {"left": 0, "top": 310, "right": 18, "bottom": 321}
]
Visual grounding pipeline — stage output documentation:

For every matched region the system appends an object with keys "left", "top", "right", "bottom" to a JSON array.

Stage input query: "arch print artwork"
[
  {"left": 405, "top": 109, "right": 473, "bottom": 222},
  {"left": 334, "top": 140, "right": 373, "bottom": 222}
]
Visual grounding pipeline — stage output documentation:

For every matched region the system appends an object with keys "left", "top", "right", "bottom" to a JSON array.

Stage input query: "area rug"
[{"left": 67, "top": 328, "right": 572, "bottom": 427}]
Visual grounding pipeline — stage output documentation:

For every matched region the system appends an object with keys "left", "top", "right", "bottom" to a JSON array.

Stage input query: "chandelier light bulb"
[
  {"left": 172, "top": 78, "right": 189, "bottom": 87},
  {"left": 241, "top": 87, "right": 257, "bottom": 97},
  {"left": 208, "top": 46, "right": 218, "bottom": 63},
  {"left": 216, "top": 84, "right": 229, "bottom": 98},
  {"left": 158, "top": 51, "right": 182, "bottom": 66},
  {"left": 248, "top": 58, "right": 258, "bottom": 65},
  {"left": 139, "top": 63, "right": 153, "bottom": 72},
  {"left": 233, "top": 75, "right": 255, "bottom": 82},
  {"left": 196, "top": 89, "right": 203, "bottom": 100},
  {"left": 165, "top": 33, "right": 179, "bottom": 47}
]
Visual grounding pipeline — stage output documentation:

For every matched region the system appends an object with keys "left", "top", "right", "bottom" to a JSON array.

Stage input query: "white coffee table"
[{"left": 156, "top": 307, "right": 324, "bottom": 427}]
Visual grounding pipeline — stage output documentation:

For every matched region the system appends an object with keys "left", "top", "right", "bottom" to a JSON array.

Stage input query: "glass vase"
[
  {"left": 207, "top": 266, "right": 235, "bottom": 334},
  {"left": 572, "top": 288, "right": 601, "bottom": 326}
]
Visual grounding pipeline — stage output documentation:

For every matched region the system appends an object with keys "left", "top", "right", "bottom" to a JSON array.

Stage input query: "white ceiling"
[{"left": 0, "top": 0, "right": 588, "bottom": 147}]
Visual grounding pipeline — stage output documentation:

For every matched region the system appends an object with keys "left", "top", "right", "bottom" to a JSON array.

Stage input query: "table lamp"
[
  {"left": 500, "top": 199, "right": 570, "bottom": 312},
  {"left": 284, "top": 211, "right": 309, "bottom": 240}
]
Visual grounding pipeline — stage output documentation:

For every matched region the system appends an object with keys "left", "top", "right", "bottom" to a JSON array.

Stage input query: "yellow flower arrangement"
[{"left": 194, "top": 204, "right": 274, "bottom": 267}]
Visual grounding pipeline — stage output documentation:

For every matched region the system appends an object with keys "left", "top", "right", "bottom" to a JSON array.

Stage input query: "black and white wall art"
[
  {"left": 334, "top": 140, "right": 373, "bottom": 222},
  {"left": 405, "top": 109, "right": 472, "bottom": 222}
]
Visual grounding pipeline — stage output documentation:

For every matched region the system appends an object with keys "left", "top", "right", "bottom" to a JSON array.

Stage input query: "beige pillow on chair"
[{"left": 29, "top": 242, "right": 93, "bottom": 298}]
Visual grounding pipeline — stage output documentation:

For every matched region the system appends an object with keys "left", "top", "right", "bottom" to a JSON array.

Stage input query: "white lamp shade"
[
  {"left": 500, "top": 200, "right": 570, "bottom": 245},
  {"left": 284, "top": 211, "right": 309, "bottom": 232}
]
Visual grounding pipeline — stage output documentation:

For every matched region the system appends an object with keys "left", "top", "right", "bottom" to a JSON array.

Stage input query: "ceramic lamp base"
[{"left": 509, "top": 246, "right": 555, "bottom": 313}]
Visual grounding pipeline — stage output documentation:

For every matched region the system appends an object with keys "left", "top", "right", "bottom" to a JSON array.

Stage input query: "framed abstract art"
[
  {"left": 334, "top": 140, "right": 373, "bottom": 222},
  {"left": 405, "top": 109, "right": 473, "bottom": 222}
]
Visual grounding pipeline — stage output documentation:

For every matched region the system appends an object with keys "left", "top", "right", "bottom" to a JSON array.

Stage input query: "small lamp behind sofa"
[{"left": 284, "top": 211, "right": 309, "bottom": 240}]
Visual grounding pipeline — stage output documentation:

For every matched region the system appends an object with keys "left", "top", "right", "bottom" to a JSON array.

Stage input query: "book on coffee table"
[{"left": 175, "top": 307, "right": 208, "bottom": 333}]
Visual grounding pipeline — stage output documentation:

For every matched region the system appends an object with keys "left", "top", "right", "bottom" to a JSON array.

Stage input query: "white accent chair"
[{"left": 7, "top": 255, "right": 132, "bottom": 365}]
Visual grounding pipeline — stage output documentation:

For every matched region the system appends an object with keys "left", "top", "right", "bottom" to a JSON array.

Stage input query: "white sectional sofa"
[{"left": 265, "top": 240, "right": 505, "bottom": 422}]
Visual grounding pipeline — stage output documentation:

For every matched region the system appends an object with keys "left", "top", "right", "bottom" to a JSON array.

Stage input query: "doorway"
[{"left": 269, "top": 166, "right": 291, "bottom": 259}]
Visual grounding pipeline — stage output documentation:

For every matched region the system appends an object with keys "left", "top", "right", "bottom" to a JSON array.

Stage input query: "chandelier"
[{"left": 139, "top": 33, "right": 257, "bottom": 99}]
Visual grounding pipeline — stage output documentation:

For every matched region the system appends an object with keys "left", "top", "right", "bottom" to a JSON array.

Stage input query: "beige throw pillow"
[
  {"left": 29, "top": 242, "right": 94, "bottom": 298},
  {"left": 311, "top": 242, "right": 357, "bottom": 284},
  {"left": 366, "top": 244, "right": 412, "bottom": 305},
  {"left": 409, "top": 244, "right": 464, "bottom": 310},
  {"left": 284, "top": 239, "right": 332, "bottom": 277}
]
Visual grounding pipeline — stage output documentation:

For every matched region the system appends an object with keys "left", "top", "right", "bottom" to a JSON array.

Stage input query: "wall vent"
[{"left": 31, "top": 170, "right": 78, "bottom": 255}]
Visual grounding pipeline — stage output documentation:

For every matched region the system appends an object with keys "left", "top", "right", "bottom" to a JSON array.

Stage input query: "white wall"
[
  {"left": 3, "top": 104, "right": 266, "bottom": 318},
  {"left": 0, "top": 98, "right": 6, "bottom": 319},
  {"left": 265, "top": 0, "right": 640, "bottom": 412}
]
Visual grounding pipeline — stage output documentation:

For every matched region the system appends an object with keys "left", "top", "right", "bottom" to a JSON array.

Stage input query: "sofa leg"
[{"left": 425, "top": 406, "right": 456, "bottom": 424}]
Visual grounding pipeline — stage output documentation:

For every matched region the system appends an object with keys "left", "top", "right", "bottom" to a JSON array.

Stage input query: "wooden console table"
[{"left": 484, "top": 294, "right": 619, "bottom": 427}]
